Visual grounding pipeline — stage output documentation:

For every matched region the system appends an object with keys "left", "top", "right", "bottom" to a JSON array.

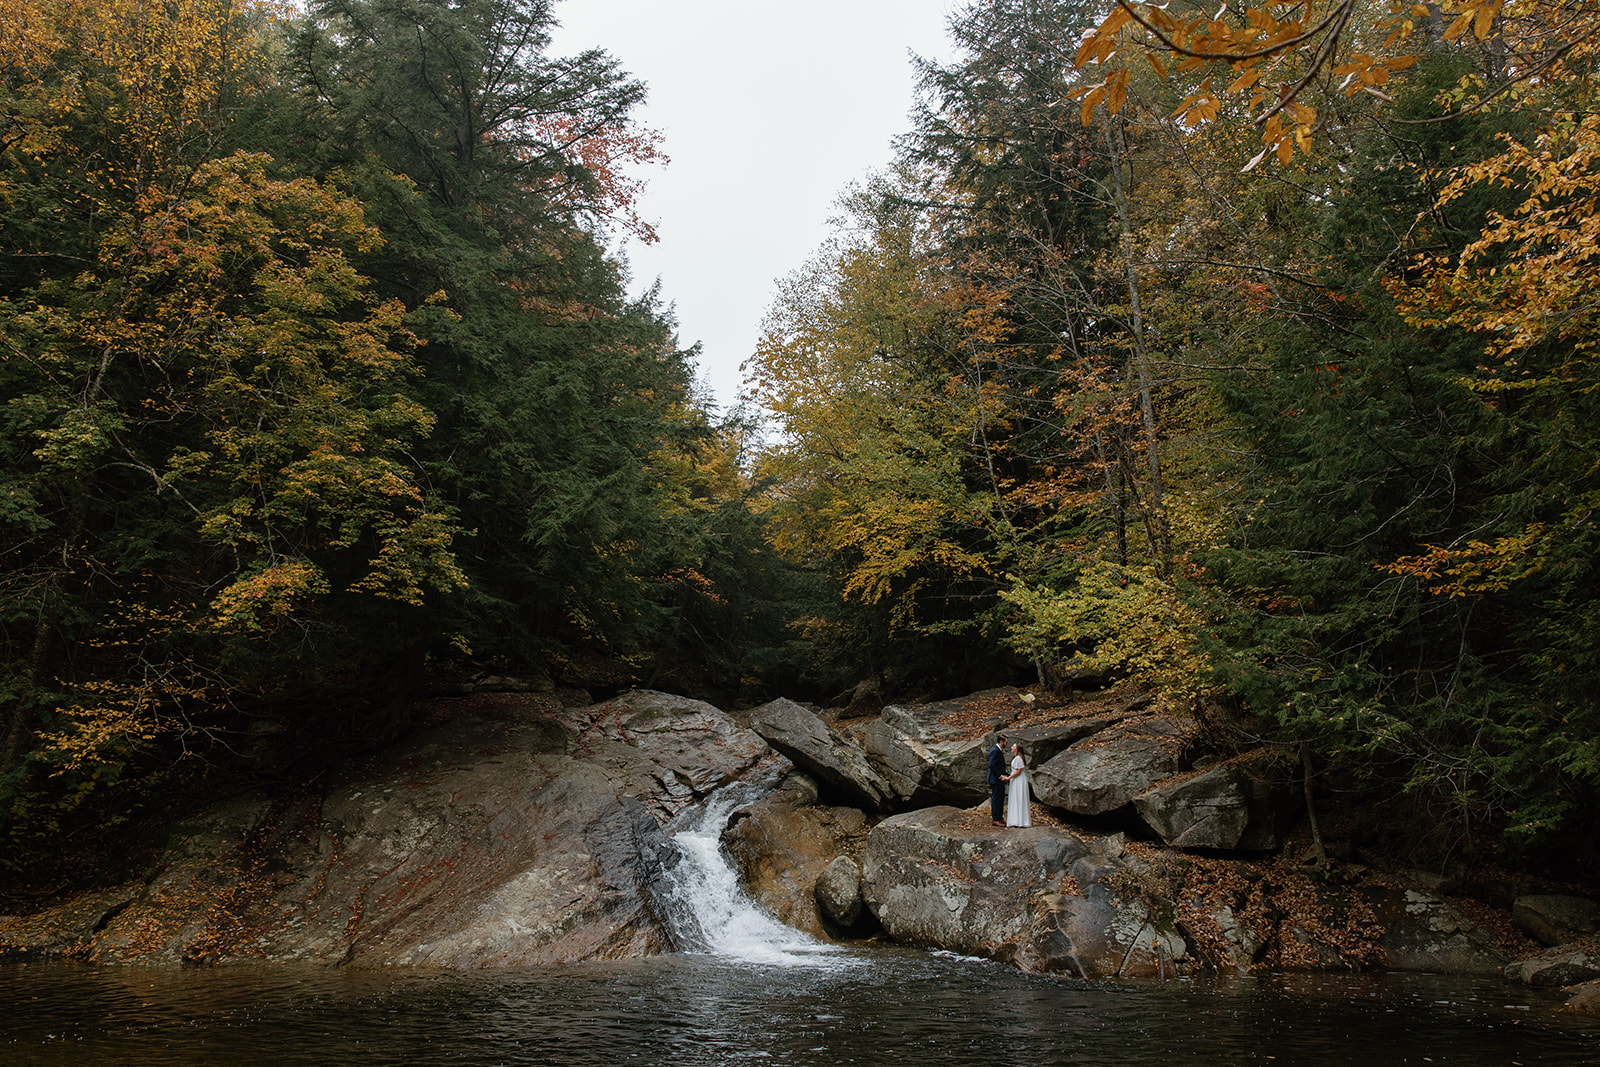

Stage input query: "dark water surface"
[{"left": 4, "top": 950, "right": 1597, "bottom": 1066}]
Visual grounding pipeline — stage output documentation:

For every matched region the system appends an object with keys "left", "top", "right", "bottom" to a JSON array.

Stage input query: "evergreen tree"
[{"left": 280, "top": 0, "right": 705, "bottom": 669}]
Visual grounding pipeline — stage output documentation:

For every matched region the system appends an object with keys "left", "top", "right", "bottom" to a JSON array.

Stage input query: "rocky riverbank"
[{"left": 3, "top": 686, "right": 1597, "bottom": 1012}]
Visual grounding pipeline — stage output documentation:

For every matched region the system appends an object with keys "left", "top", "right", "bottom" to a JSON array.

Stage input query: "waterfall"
[{"left": 653, "top": 781, "right": 851, "bottom": 968}]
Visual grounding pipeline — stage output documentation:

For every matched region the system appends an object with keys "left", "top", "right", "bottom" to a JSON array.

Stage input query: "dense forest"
[{"left": 2, "top": 0, "right": 1598, "bottom": 887}]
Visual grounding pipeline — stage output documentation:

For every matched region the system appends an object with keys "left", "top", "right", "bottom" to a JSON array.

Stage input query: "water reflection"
[{"left": 5, "top": 953, "right": 1597, "bottom": 1066}]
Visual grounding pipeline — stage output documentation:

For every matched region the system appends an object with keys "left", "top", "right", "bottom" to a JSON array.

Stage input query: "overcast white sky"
[{"left": 549, "top": 1, "right": 961, "bottom": 414}]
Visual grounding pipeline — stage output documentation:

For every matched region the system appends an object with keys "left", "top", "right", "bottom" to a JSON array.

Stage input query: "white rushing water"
[{"left": 657, "top": 784, "right": 852, "bottom": 968}]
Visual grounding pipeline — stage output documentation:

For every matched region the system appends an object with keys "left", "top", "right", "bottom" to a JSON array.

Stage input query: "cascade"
[{"left": 653, "top": 781, "right": 851, "bottom": 967}]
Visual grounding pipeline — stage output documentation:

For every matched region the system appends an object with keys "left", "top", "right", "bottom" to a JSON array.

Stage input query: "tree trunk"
[{"left": 1102, "top": 115, "right": 1173, "bottom": 574}]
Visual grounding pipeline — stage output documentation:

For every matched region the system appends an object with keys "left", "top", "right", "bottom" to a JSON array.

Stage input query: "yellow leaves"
[
  {"left": 348, "top": 510, "right": 469, "bottom": 607},
  {"left": 37, "top": 596, "right": 222, "bottom": 772},
  {"left": 210, "top": 559, "right": 330, "bottom": 631},
  {"left": 16, "top": 0, "right": 275, "bottom": 188},
  {"left": 0, "top": 0, "right": 63, "bottom": 74},
  {"left": 1002, "top": 562, "right": 1211, "bottom": 702},
  {"left": 18, "top": 139, "right": 464, "bottom": 634},
  {"left": 835, "top": 491, "right": 993, "bottom": 608},
  {"left": 1391, "top": 109, "right": 1600, "bottom": 605},
  {"left": 750, "top": 187, "right": 1002, "bottom": 629}
]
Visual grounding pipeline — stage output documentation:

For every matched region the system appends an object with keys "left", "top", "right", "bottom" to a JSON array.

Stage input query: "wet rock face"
[
  {"left": 65, "top": 793, "right": 273, "bottom": 964},
  {"left": 0, "top": 686, "right": 1539, "bottom": 988},
  {"left": 815, "top": 856, "right": 870, "bottom": 932},
  {"left": 719, "top": 772, "right": 873, "bottom": 939},
  {"left": 747, "top": 698, "right": 893, "bottom": 810},
  {"left": 1, "top": 691, "right": 768, "bottom": 968},
  {"left": 0, "top": 886, "right": 143, "bottom": 961}
]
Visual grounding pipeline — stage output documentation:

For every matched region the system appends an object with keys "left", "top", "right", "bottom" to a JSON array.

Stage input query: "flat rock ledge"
[
  {"left": 845, "top": 807, "right": 1509, "bottom": 980},
  {"left": 0, "top": 690, "right": 768, "bottom": 968}
]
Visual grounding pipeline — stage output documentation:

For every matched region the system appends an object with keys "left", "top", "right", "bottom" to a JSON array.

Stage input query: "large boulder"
[
  {"left": 1132, "top": 758, "right": 1298, "bottom": 851},
  {"left": 1364, "top": 888, "right": 1507, "bottom": 976},
  {"left": 719, "top": 771, "right": 873, "bottom": 938},
  {"left": 858, "top": 806, "right": 1186, "bottom": 978},
  {"left": 858, "top": 699, "right": 1122, "bottom": 810},
  {"left": 747, "top": 698, "right": 893, "bottom": 809},
  {"left": 1032, "top": 716, "right": 1187, "bottom": 816},
  {"left": 815, "top": 856, "right": 871, "bottom": 932},
  {"left": 1008, "top": 717, "right": 1120, "bottom": 766},
  {"left": 590, "top": 690, "right": 772, "bottom": 811},
  {"left": 871, "top": 689, "right": 1030, "bottom": 741},
  {"left": 857, "top": 717, "right": 988, "bottom": 807},
  {"left": 1504, "top": 948, "right": 1600, "bottom": 987},
  {"left": 1511, "top": 894, "right": 1600, "bottom": 947}
]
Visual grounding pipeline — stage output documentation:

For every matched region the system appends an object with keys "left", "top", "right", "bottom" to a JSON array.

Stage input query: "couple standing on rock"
[{"left": 987, "top": 735, "right": 1032, "bottom": 828}]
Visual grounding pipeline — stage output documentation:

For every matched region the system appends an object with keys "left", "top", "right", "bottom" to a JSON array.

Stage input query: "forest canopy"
[
  {"left": 2, "top": 0, "right": 1598, "bottom": 881},
  {"left": 0, "top": 0, "right": 803, "bottom": 876},
  {"left": 746, "top": 0, "right": 1600, "bottom": 870}
]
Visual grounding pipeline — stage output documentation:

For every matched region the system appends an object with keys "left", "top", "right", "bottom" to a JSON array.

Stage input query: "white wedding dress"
[{"left": 1005, "top": 755, "right": 1031, "bottom": 827}]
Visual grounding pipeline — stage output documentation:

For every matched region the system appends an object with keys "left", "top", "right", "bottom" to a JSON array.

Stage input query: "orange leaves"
[
  {"left": 0, "top": 0, "right": 63, "bottom": 75},
  {"left": 1075, "top": 2, "right": 1136, "bottom": 69},
  {"left": 1331, "top": 52, "right": 1420, "bottom": 97},
  {"left": 211, "top": 559, "right": 331, "bottom": 632},
  {"left": 1078, "top": 68, "right": 1131, "bottom": 124},
  {"left": 1381, "top": 523, "right": 1550, "bottom": 598},
  {"left": 1228, "top": 66, "right": 1265, "bottom": 95},
  {"left": 530, "top": 112, "right": 668, "bottom": 244},
  {"left": 1383, "top": 111, "right": 1600, "bottom": 605},
  {"left": 1175, "top": 79, "right": 1221, "bottom": 128},
  {"left": 1071, "top": 0, "right": 1521, "bottom": 165},
  {"left": 1441, "top": 0, "right": 1503, "bottom": 43}
]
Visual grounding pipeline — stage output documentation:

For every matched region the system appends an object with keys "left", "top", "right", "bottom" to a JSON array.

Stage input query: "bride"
[{"left": 1003, "top": 742, "right": 1032, "bottom": 828}]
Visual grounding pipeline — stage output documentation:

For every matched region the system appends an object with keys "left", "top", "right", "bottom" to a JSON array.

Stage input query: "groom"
[{"left": 987, "top": 734, "right": 1007, "bottom": 825}]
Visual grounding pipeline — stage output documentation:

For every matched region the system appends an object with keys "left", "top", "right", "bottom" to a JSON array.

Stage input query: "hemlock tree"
[{"left": 280, "top": 0, "right": 708, "bottom": 667}]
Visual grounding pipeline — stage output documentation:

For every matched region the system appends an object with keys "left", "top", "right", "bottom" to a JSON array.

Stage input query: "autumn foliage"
[
  {"left": 749, "top": 0, "right": 1600, "bottom": 866},
  {"left": 0, "top": 0, "right": 772, "bottom": 878}
]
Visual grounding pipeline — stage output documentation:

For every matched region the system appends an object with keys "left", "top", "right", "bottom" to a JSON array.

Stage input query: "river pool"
[{"left": 4, "top": 951, "right": 1597, "bottom": 1066}]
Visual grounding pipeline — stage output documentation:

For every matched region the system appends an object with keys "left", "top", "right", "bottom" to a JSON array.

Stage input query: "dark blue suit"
[{"left": 987, "top": 742, "right": 1006, "bottom": 822}]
